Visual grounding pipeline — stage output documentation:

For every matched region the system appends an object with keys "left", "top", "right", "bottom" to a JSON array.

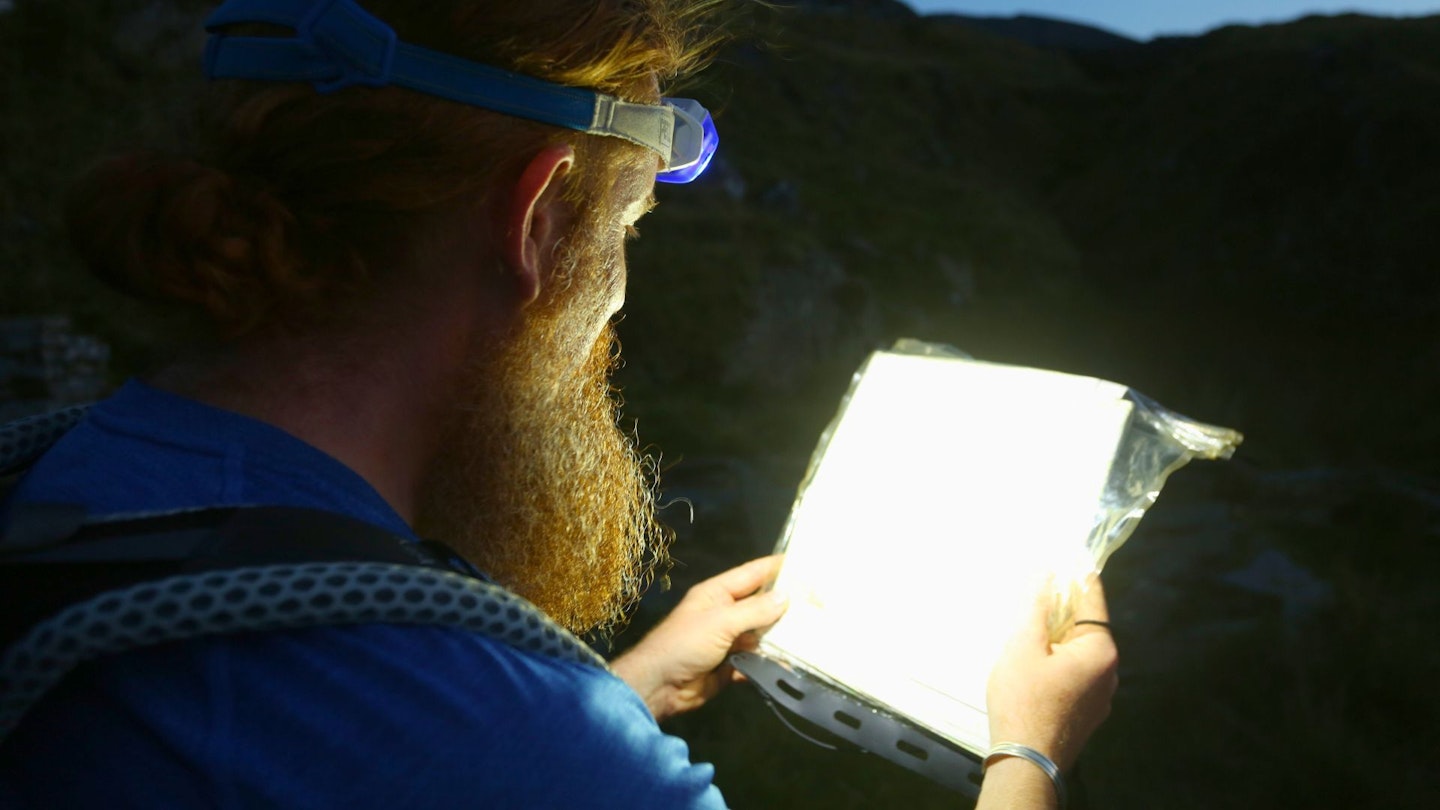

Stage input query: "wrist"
[
  {"left": 984, "top": 742, "right": 1068, "bottom": 810},
  {"left": 610, "top": 649, "right": 673, "bottom": 720}
]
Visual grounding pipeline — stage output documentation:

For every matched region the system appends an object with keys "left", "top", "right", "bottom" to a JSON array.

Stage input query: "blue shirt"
[{"left": 0, "top": 380, "right": 725, "bottom": 809}]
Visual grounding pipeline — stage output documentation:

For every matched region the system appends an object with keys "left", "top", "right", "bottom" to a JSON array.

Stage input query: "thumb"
[
  {"left": 1008, "top": 576, "right": 1061, "bottom": 652},
  {"left": 1073, "top": 574, "right": 1109, "bottom": 623},
  {"left": 723, "top": 589, "right": 790, "bottom": 639}
]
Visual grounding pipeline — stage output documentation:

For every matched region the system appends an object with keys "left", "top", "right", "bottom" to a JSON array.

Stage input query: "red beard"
[{"left": 415, "top": 232, "right": 668, "bottom": 635}]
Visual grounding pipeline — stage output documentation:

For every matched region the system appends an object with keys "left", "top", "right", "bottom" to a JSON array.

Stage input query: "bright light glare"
[{"left": 762, "top": 351, "right": 1134, "bottom": 755}]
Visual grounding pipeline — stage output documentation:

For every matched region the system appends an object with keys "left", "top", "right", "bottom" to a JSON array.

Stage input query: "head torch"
[{"left": 202, "top": 0, "right": 719, "bottom": 184}]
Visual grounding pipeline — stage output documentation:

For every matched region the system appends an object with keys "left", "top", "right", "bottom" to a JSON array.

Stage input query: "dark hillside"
[
  {"left": 934, "top": 12, "right": 1140, "bottom": 51},
  {"left": 1047, "top": 14, "right": 1440, "bottom": 473},
  {"left": 621, "top": 9, "right": 1440, "bottom": 477},
  {"left": 617, "top": 8, "right": 1440, "bottom": 807}
]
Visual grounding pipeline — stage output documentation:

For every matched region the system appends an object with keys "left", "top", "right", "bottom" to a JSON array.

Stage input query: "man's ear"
[{"left": 503, "top": 143, "right": 576, "bottom": 306}]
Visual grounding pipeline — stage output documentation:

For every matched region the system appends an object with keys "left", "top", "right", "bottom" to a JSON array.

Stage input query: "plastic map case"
[{"left": 737, "top": 340, "right": 1242, "bottom": 795}]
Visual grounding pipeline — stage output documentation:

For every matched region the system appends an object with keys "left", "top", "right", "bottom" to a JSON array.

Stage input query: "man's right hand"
[{"left": 977, "top": 575, "right": 1119, "bottom": 808}]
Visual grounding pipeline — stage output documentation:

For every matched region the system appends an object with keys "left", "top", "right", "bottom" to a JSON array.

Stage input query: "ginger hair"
[{"left": 65, "top": 0, "right": 726, "bottom": 337}]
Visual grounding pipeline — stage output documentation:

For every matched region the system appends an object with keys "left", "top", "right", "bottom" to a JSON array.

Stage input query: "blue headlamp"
[{"left": 201, "top": 0, "right": 719, "bottom": 184}]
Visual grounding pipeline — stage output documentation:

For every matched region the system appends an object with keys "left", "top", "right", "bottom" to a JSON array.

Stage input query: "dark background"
[{"left": 3, "top": 0, "right": 1437, "bottom": 806}]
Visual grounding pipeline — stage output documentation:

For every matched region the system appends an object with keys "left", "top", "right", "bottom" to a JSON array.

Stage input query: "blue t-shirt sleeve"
[{"left": 0, "top": 625, "right": 727, "bottom": 809}]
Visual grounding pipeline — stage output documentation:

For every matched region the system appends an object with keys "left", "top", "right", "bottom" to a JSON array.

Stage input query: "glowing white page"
[{"left": 761, "top": 351, "right": 1134, "bottom": 756}]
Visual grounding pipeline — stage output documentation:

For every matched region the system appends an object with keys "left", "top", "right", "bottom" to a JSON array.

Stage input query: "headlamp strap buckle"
[
  {"left": 297, "top": 0, "right": 397, "bottom": 93},
  {"left": 205, "top": 0, "right": 398, "bottom": 94}
]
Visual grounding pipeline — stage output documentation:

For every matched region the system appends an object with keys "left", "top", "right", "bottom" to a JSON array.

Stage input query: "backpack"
[{"left": 0, "top": 406, "right": 604, "bottom": 746}]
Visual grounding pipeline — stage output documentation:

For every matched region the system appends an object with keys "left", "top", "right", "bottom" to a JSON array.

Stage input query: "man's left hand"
[{"left": 611, "top": 555, "right": 788, "bottom": 722}]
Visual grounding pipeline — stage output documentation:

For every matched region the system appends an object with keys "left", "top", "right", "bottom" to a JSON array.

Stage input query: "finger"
[
  {"left": 731, "top": 630, "right": 762, "bottom": 654},
  {"left": 1055, "top": 576, "right": 1113, "bottom": 644},
  {"left": 712, "top": 662, "right": 737, "bottom": 690},
  {"left": 1063, "top": 622, "right": 1115, "bottom": 645},
  {"left": 720, "top": 588, "right": 790, "bottom": 638},
  {"left": 1073, "top": 574, "right": 1109, "bottom": 624},
  {"left": 1061, "top": 621, "right": 1120, "bottom": 687},
  {"left": 1007, "top": 575, "right": 1060, "bottom": 650},
  {"left": 697, "top": 554, "right": 786, "bottom": 601}
]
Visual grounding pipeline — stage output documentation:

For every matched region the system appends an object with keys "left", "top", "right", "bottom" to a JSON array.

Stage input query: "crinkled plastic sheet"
[{"left": 775, "top": 338, "right": 1243, "bottom": 640}]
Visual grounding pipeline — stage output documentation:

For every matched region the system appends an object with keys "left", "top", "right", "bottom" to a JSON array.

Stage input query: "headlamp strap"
[{"left": 203, "top": 0, "right": 677, "bottom": 163}]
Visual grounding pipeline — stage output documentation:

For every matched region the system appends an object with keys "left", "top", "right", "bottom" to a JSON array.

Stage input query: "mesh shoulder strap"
[
  {"left": 0, "top": 409, "right": 606, "bottom": 745},
  {"left": 0, "top": 405, "right": 89, "bottom": 477},
  {"left": 0, "top": 559, "right": 605, "bottom": 743}
]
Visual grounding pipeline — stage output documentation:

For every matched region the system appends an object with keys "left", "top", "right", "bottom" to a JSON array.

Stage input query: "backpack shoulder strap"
[
  {"left": 0, "top": 504, "right": 488, "bottom": 642},
  {"left": 0, "top": 556, "right": 606, "bottom": 744},
  {"left": 0, "top": 404, "right": 90, "bottom": 477},
  {"left": 0, "top": 409, "right": 606, "bottom": 747}
]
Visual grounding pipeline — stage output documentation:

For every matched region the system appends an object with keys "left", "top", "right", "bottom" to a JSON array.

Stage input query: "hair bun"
[{"left": 65, "top": 151, "right": 303, "bottom": 334}]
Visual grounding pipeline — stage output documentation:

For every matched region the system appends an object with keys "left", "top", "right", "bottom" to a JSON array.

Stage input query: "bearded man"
[{"left": 0, "top": 1, "right": 1117, "bottom": 807}]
